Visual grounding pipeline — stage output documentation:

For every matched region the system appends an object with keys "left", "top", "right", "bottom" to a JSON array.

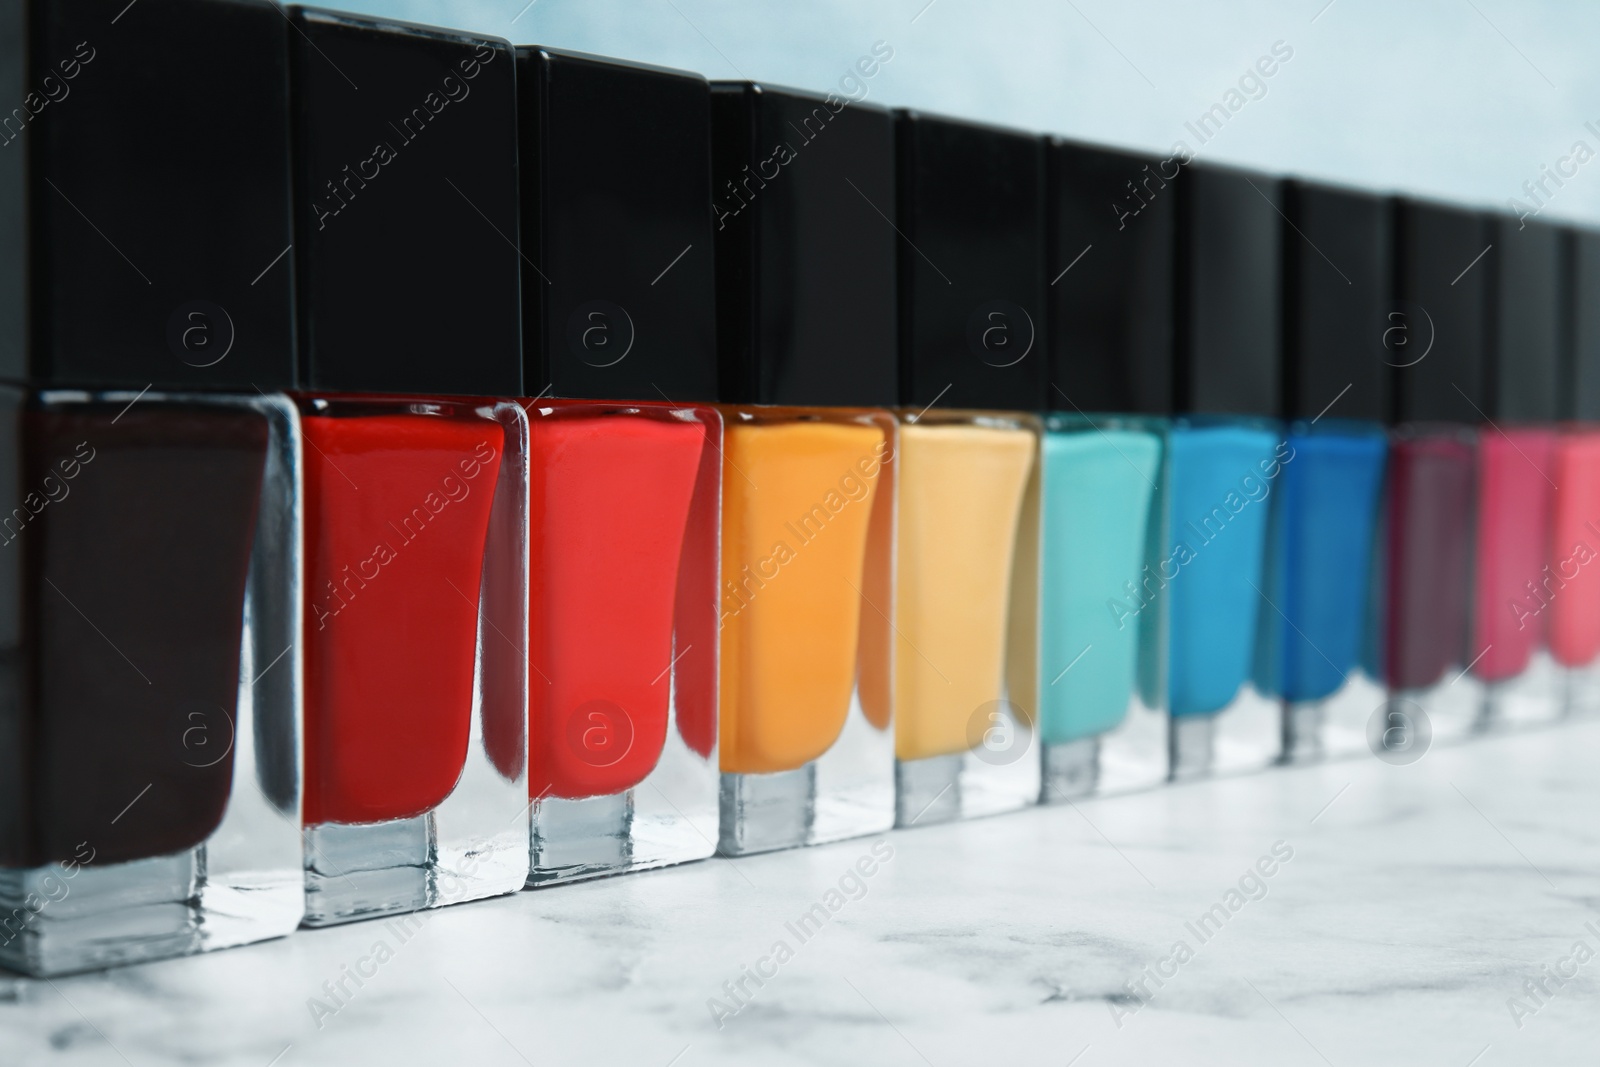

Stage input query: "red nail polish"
[
  {"left": 1552, "top": 231, "right": 1600, "bottom": 711},
  {"left": 287, "top": 12, "right": 529, "bottom": 925},
  {"left": 1474, "top": 219, "right": 1561, "bottom": 726},
  {"left": 517, "top": 50, "right": 721, "bottom": 883},
  {"left": 0, "top": 0, "right": 304, "bottom": 975}
]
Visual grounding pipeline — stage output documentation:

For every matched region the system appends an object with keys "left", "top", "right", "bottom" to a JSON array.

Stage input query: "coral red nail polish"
[
  {"left": 0, "top": 0, "right": 304, "bottom": 976},
  {"left": 287, "top": 11, "right": 530, "bottom": 925},
  {"left": 1549, "top": 227, "right": 1600, "bottom": 712},
  {"left": 1475, "top": 218, "right": 1561, "bottom": 727},
  {"left": 517, "top": 48, "right": 721, "bottom": 884}
]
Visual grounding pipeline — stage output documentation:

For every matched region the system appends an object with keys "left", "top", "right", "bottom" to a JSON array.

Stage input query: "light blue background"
[{"left": 341, "top": 0, "right": 1600, "bottom": 226}]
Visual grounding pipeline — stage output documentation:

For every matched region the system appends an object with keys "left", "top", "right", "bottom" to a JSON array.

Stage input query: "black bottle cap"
[
  {"left": 517, "top": 48, "right": 717, "bottom": 403},
  {"left": 1282, "top": 181, "right": 1392, "bottom": 423},
  {"left": 0, "top": 0, "right": 296, "bottom": 390},
  {"left": 1046, "top": 138, "right": 1174, "bottom": 416},
  {"left": 1391, "top": 198, "right": 1491, "bottom": 423},
  {"left": 290, "top": 9, "right": 522, "bottom": 397},
  {"left": 895, "top": 111, "right": 1047, "bottom": 413},
  {"left": 1174, "top": 162, "right": 1282, "bottom": 417},
  {"left": 1568, "top": 227, "right": 1600, "bottom": 421},
  {"left": 711, "top": 83, "right": 896, "bottom": 408},
  {"left": 1486, "top": 214, "right": 1560, "bottom": 422}
]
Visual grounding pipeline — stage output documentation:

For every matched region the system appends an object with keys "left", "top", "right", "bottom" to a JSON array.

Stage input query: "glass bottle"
[
  {"left": 517, "top": 49, "right": 721, "bottom": 884},
  {"left": 1165, "top": 163, "right": 1287, "bottom": 778},
  {"left": 286, "top": 11, "right": 530, "bottom": 926},
  {"left": 709, "top": 83, "right": 899, "bottom": 854},
  {"left": 1551, "top": 228, "right": 1600, "bottom": 715},
  {"left": 891, "top": 112, "right": 1046, "bottom": 825},
  {"left": 1038, "top": 138, "right": 1173, "bottom": 799},
  {"left": 1475, "top": 217, "right": 1562, "bottom": 728},
  {"left": 0, "top": 0, "right": 303, "bottom": 975},
  {"left": 1383, "top": 200, "right": 1487, "bottom": 746},
  {"left": 1264, "top": 182, "right": 1390, "bottom": 761}
]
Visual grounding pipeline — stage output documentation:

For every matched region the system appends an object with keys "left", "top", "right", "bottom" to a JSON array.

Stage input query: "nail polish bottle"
[
  {"left": 1167, "top": 163, "right": 1287, "bottom": 778},
  {"left": 1475, "top": 217, "right": 1562, "bottom": 727},
  {"left": 710, "top": 83, "right": 897, "bottom": 854},
  {"left": 1038, "top": 139, "right": 1173, "bottom": 799},
  {"left": 892, "top": 112, "right": 1046, "bottom": 825},
  {"left": 1266, "top": 182, "right": 1390, "bottom": 761},
  {"left": 1384, "top": 200, "right": 1486, "bottom": 742},
  {"left": 1551, "top": 227, "right": 1600, "bottom": 714},
  {"left": 286, "top": 10, "right": 530, "bottom": 925},
  {"left": 0, "top": 0, "right": 303, "bottom": 974},
  {"left": 516, "top": 48, "right": 721, "bottom": 883}
]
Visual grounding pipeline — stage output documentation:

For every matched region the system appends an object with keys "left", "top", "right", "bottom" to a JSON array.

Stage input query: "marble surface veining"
[{"left": 2, "top": 719, "right": 1598, "bottom": 1066}]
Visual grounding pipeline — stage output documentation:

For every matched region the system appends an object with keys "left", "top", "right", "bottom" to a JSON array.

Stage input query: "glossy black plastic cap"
[
  {"left": 895, "top": 112, "right": 1047, "bottom": 412},
  {"left": 1174, "top": 163, "right": 1281, "bottom": 417},
  {"left": 0, "top": 0, "right": 295, "bottom": 390},
  {"left": 1046, "top": 139, "right": 1173, "bottom": 416},
  {"left": 518, "top": 49, "right": 716, "bottom": 403},
  {"left": 1569, "top": 228, "right": 1600, "bottom": 421},
  {"left": 1392, "top": 199, "right": 1490, "bottom": 422},
  {"left": 711, "top": 83, "right": 897, "bottom": 408},
  {"left": 291, "top": 10, "right": 521, "bottom": 397},
  {"left": 1282, "top": 181, "right": 1391, "bottom": 423},
  {"left": 1487, "top": 215, "right": 1560, "bottom": 421}
]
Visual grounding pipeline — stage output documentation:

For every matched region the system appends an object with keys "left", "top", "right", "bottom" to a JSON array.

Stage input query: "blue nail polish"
[
  {"left": 1167, "top": 419, "right": 1282, "bottom": 721},
  {"left": 1166, "top": 163, "right": 1286, "bottom": 778},
  {"left": 1264, "top": 183, "right": 1393, "bottom": 760},
  {"left": 1259, "top": 421, "right": 1387, "bottom": 756}
]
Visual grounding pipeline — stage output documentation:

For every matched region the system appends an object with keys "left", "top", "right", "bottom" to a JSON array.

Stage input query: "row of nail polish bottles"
[{"left": 9, "top": 0, "right": 1600, "bottom": 980}]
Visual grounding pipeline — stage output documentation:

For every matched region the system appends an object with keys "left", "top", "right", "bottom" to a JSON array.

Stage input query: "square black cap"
[
  {"left": 0, "top": 0, "right": 295, "bottom": 390},
  {"left": 1174, "top": 162, "right": 1282, "bottom": 417},
  {"left": 517, "top": 49, "right": 717, "bottom": 403},
  {"left": 711, "top": 83, "right": 897, "bottom": 408},
  {"left": 1046, "top": 138, "right": 1174, "bottom": 416},
  {"left": 290, "top": 9, "right": 522, "bottom": 397},
  {"left": 1567, "top": 227, "right": 1600, "bottom": 421},
  {"left": 1282, "top": 181, "right": 1391, "bottom": 423},
  {"left": 895, "top": 111, "right": 1047, "bottom": 413},
  {"left": 1486, "top": 214, "right": 1560, "bottom": 422},
  {"left": 1391, "top": 198, "right": 1490, "bottom": 422}
]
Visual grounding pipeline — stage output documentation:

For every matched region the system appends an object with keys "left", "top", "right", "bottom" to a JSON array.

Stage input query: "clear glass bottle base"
[
  {"left": 1480, "top": 653, "right": 1563, "bottom": 729},
  {"left": 0, "top": 846, "right": 300, "bottom": 977},
  {"left": 718, "top": 763, "right": 894, "bottom": 856},
  {"left": 1041, "top": 703, "right": 1171, "bottom": 801},
  {"left": 1169, "top": 715, "right": 1215, "bottom": 780},
  {"left": 528, "top": 789, "right": 715, "bottom": 887},
  {"left": 894, "top": 742, "right": 1039, "bottom": 828},
  {"left": 1556, "top": 662, "right": 1600, "bottom": 716},
  {"left": 1281, "top": 703, "right": 1324, "bottom": 763},
  {"left": 1282, "top": 673, "right": 1387, "bottom": 763},
  {"left": 1040, "top": 739, "right": 1099, "bottom": 801},
  {"left": 302, "top": 816, "right": 525, "bottom": 927},
  {"left": 1209, "top": 687, "right": 1282, "bottom": 773},
  {"left": 1390, "top": 675, "right": 1482, "bottom": 748}
]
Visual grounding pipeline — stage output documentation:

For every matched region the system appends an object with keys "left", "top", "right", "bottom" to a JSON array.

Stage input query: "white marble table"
[{"left": 3, "top": 719, "right": 1597, "bottom": 1066}]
